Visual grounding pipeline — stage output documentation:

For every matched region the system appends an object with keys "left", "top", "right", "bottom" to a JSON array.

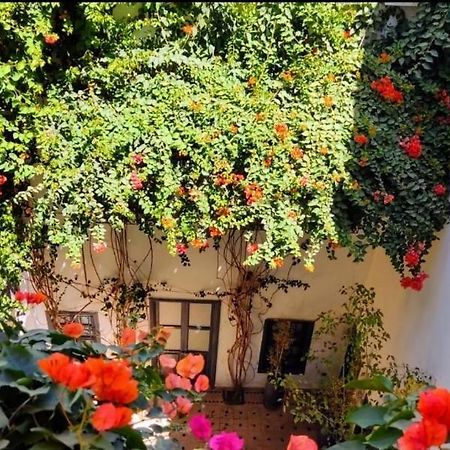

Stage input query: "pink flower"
[
  {"left": 161, "top": 400, "right": 177, "bottom": 419},
  {"left": 287, "top": 435, "right": 318, "bottom": 450},
  {"left": 175, "top": 396, "right": 193, "bottom": 415},
  {"left": 194, "top": 374, "right": 210, "bottom": 392},
  {"left": 130, "top": 171, "right": 143, "bottom": 190},
  {"left": 188, "top": 414, "right": 213, "bottom": 442},
  {"left": 165, "top": 373, "right": 192, "bottom": 391},
  {"left": 159, "top": 354, "right": 177, "bottom": 370},
  {"left": 209, "top": 432, "right": 244, "bottom": 450},
  {"left": 0, "top": 175, "right": 7, "bottom": 186},
  {"left": 132, "top": 154, "right": 144, "bottom": 165},
  {"left": 176, "top": 243, "right": 188, "bottom": 255},
  {"left": 93, "top": 242, "right": 107, "bottom": 254},
  {"left": 383, "top": 194, "right": 395, "bottom": 204}
]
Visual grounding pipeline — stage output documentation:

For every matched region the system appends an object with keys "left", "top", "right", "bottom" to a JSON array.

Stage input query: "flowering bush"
[{"left": 0, "top": 314, "right": 210, "bottom": 449}]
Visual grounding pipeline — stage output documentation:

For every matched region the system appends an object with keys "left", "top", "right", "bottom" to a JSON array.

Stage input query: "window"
[
  {"left": 49, "top": 311, "right": 100, "bottom": 342},
  {"left": 258, "top": 318, "right": 315, "bottom": 375}
]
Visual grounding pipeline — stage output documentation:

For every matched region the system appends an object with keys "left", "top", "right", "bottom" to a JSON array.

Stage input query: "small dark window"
[
  {"left": 258, "top": 319, "right": 315, "bottom": 375},
  {"left": 49, "top": 311, "right": 100, "bottom": 343}
]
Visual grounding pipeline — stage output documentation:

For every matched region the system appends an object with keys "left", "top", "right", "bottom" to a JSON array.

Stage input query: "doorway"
[{"left": 149, "top": 298, "right": 221, "bottom": 385}]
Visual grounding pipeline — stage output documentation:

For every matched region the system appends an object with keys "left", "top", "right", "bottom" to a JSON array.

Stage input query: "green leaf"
[
  {"left": 29, "top": 443, "right": 65, "bottom": 450},
  {"left": 368, "top": 427, "right": 403, "bottom": 450},
  {"left": 346, "top": 405, "right": 388, "bottom": 428},
  {"left": 327, "top": 440, "right": 366, "bottom": 450},
  {"left": 115, "top": 426, "right": 147, "bottom": 450},
  {"left": 345, "top": 375, "right": 393, "bottom": 393}
]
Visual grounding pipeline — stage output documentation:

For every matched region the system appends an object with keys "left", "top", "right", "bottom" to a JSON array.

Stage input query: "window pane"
[
  {"left": 159, "top": 302, "right": 181, "bottom": 326},
  {"left": 188, "top": 329, "right": 209, "bottom": 352},
  {"left": 189, "top": 303, "right": 211, "bottom": 327},
  {"left": 165, "top": 327, "right": 181, "bottom": 350}
]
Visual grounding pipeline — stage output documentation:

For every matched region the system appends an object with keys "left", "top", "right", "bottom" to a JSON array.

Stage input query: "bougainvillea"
[{"left": 0, "top": 2, "right": 449, "bottom": 305}]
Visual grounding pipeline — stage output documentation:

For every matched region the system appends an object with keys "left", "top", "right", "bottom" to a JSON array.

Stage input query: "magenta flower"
[
  {"left": 188, "top": 414, "right": 212, "bottom": 442},
  {"left": 208, "top": 431, "right": 244, "bottom": 450}
]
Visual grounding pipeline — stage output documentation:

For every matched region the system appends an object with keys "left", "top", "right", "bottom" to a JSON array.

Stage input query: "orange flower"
[
  {"left": 176, "top": 396, "right": 193, "bottom": 415},
  {"left": 247, "top": 76, "right": 257, "bottom": 87},
  {"left": 323, "top": 96, "right": 334, "bottom": 107},
  {"left": 176, "top": 186, "right": 187, "bottom": 197},
  {"left": 191, "top": 238, "right": 209, "bottom": 250},
  {"left": 326, "top": 73, "right": 336, "bottom": 82},
  {"left": 244, "top": 183, "right": 263, "bottom": 205},
  {"left": 62, "top": 322, "right": 84, "bottom": 339},
  {"left": 273, "top": 257, "right": 284, "bottom": 268},
  {"left": 176, "top": 353, "right": 205, "bottom": 379},
  {"left": 291, "top": 147, "right": 304, "bottom": 160},
  {"left": 229, "top": 123, "right": 239, "bottom": 134},
  {"left": 274, "top": 123, "right": 289, "bottom": 140},
  {"left": 156, "top": 327, "right": 171, "bottom": 344},
  {"left": 44, "top": 33, "right": 59, "bottom": 45},
  {"left": 182, "top": 24, "right": 194, "bottom": 35},
  {"left": 304, "top": 262, "right": 315, "bottom": 273},
  {"left": 159, "top": 354, "right": 177, "bottom": 370},
  {"left": 255, "top": 112, "right": 265, "bottom": 122},
  {"left": 287, "top": 435, "right": 318, "bottom": 450},
  {"left": 38, "top": 352, "right": 71, "bottom": 383},
  {"left": 91, "top": 403, "right": 132, "bottom": 432},
  {"left": 264, "top": 158, "right": 272, "bottom": 167},
  {"left": 120, "top": 327, "right": 137, "bottom": 346},
  {"left": 216, "top": 207, "right": 230, "bottom": 217},
  {"left": 194, "top": 374, "right": 210, "bottom": 392},
  {"left": 93, "top": 242, "right": 107, "bottom": 254},
  {"left": 398, "top": 420, "right": 447, "bottom": 450},
  {"left": 189, "top": 101, "right": 203, "bottom": 112},
  {"left": 85, "top": 358, "right": 138, "bottom": 404},
  {"left": 165, "top": 373, "right": 192, "bottom": 390},
  {"left": 209, "top": 226, "right": 222, "bottom": 238},
  {"left": 320, "top": 146, "right": 329, "bottom": 155},
  {"left": 342, "top": 30, "right": 352, "bottom": 39},
  {"left": 280, "top": 70, "right": 294, "bottom": 82},
  {"left": 378, "top": 52, "right": 391, "bottom": 63}
]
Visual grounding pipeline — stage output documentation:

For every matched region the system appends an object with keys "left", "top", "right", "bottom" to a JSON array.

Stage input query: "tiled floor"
[{"left": 171, "top": 390, "right": 319, "bottom": 450}]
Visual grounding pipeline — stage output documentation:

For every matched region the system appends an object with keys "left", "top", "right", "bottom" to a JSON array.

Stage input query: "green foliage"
[{"left": 0, "top": 2, "right": 449, "bottom": 298}]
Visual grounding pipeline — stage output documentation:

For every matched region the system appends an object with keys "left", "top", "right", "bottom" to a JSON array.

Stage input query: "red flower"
[
  {"left": 130, "top": 171, "right": 143, "bottom": 190},
  {"left": 371, "top": 76, "right": 403, "bottom": 104},
  {"left": 62, "top": 322, "right": 84, "bottom": 339},
  {"left": 433, "top": 184, "right": 447, "bottom": 196},
  {"left": 44, "top": 33, "right": 59, "bottom": 45},
  {"left": 397, "top": 419, "right": 447, "bottom": 450},
  {"left": 91, "top": 403, "right": 132, "bottom": 431},
  {"left": 38, "top": 353, "right": 71, "bottom": 383},
  {"left": 244, "top": 183, "right": 263, "bottom": 205},
  {"left": 404, "top": 248, "right": 420, "bottom": 267},
  {"left": 274, "top": 123, "right": 289, "bottom": 140},
  {"left": 15, "top": 291, "right": 46, "bottom": 305},
  {"left": 247, "top": 243, "right": 259, "bottom": 255},
  {"left": 400, "top": 272, "right": 429, "bottom": 291},
  {"left": 418, "top": 388, "right": 450, "bottom": 428},
  {"left": 383, "top": 194, "right": 395, "bottom": 205},
  {"left": 176, "top": 243, "right": 188, "bottom": 255},
  {"left": 85, "top": 358, "right": 138, "bottom": 404},
  {"left": 354, "top": 134, "right": 369, "bottom": 145},
  {"left": 0, "top": 175, "right": 7, "bottom": 186},
  {"left": 400, "top": 135, "right": 422, "bottom": 159}
]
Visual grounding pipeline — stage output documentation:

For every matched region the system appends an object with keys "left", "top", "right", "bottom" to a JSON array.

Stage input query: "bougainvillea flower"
[
  {"left": 91, "top": 403, "right": 132, "bottom": 431},
  {"left": 38, "top": 352, "right": 71, "bottom": 384},
  {"left": 120, "top": 327, "right": 137, "bottom": 346},
  {"left": 194, "top": 374, "right": 210, "bottom": 392},
  {"left": 161, "top": 400, "right": 177, "bottom": 419},
  {"left": 188, "top": 414, "right": 213, "bottom": 441},
  {"left": 404, "top": 248, "right": 420, "bottom": 267},
  {"left": 85, "top": 358, "right": 138, "bottom": 404},
  {"left": 15, "top": 291, "right": 47, "bottom": 305},
  {"left": 354, "top": 134, "right": 369, "bottom": 145},
  {"left": 61, "top": 361, "right": 94, "bottom": 391},
  {"left": 130, "top": 171, "right": 143, "bottom": 190},
  {"left": 208, "top": 431, "right": 244, "bottom": 450},
  {"left": 209, "top": 226, "right": 223, "bottom": 238},
  {"left": 371, "top": 76, "right": 403, "bottom": 103},
  {"left": 400, "top": 135, "right": 422, "bottom": 158},
  {"left": 165, "top": 373, "right": 192, "bottom": 391},
  {"left": 274, "top": 123, "right": 289, "bottom": 140},
  {"left": 62, "top": 322, "right": 84, "bottom": 339},
  {"left": 44, "top": 33, "right": 59, "bottom": 45},
  {"left": 383, "top": 194, "right": 395, "bottom": 205},
  {"left": 287, "top": 435, "right": 319, "bottom": 450},
  {"left": 246, "top": 243, "right": 259, "bottom": 255},
  {"left": 418, "top": 388, "right": 450, "bottom": 427},
  {"left": 400, "top": 272, "right": 429, "bottom": 291},
  {"left": 433, "top": 184, "right": 447, "bottom": 196},
  {"left": 176, "top": 396, "right": 193, "bottom": 415},
  {"left": 0, "top": 175, "right": 7, "bottom": 185},
  {"left": 290, "top": 146, "right": 304, "bottom": 160},
  {"left": 159, "top": 354, "right": 177, "bottom": 370},
  {"left": 397, "top": 419, "right": 447, "bottom": 450},
  {"left": 244, "top": 183, "right": 263, "bottom": 205},
  {"left": 92, "top": 241, "right": 107, "bottom": 254},
  {"left": 176, "top": 353, "right": 205, "bottom": 379},
  {"left": 176, "top": 243, "right": 188, "bottom": 255}
]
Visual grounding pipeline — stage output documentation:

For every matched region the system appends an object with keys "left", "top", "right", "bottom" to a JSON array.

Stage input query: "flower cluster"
[
  {"left": 244, "top": 183, "right": 263, "bottom": 205},
  {"left": 14, "top": 290, "right": 46, "bottom": 305},
  {"left": 400, "top": 134, "right": 422, "bottom": 159},
  {"left": 130, "top": 171, "right": 143, "bottom": 190},
  {"left": 398, "top": 387, "right": 450, "bottom": 450},
  {"left": 404, "top": 243, "right": 425, "bottom": 268},
  {"left": 160, "top": 353, "right": 209, "bottom": 419},
  {"left": 370, "top": 76, "right": 404, "bottom": 103},
  {"left": 0, "top": 174, "right": 6, "bottom": 196},
  {"left": 400, "top": 272, "right": 429, "bottom": 291}
]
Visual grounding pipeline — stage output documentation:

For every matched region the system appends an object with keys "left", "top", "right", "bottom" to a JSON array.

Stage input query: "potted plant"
[{"left": 263, "top": 320, "right": 293, "bottom": 410}]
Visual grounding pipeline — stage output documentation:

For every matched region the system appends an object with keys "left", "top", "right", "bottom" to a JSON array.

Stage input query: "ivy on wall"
[{"left": 0, "top": 2, "right": 449, "bottom": 308}]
